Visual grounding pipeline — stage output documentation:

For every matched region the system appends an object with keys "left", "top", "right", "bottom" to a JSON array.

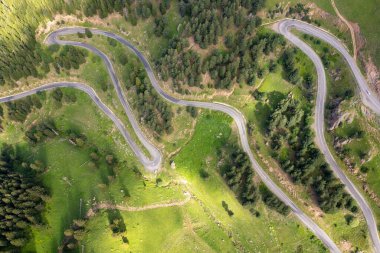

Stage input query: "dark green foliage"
[
  {"left": 25, "top": 119, "right": 58, "bottom": 144},
  {"left": 199, "top": 168, "right": 209, "bottom": 179},
  {"left": 186, "top": 107, "right": 198, "bottom": 118},
  {"left": 159, "top": 0, "right": 171, "bottom": 15},
  {"left": 82, "top": 0, "right": 125, "bottom": 18},
  {"left": 107, "top": 209, "right": 126, "bottom": 234},
  {"left": 287, "top": 3, "right": 311, "bottom": 22},
  {"left": 266, "top": 95, "right": 353, "bottom": 213},
  {"left": 52, "top": 88, "right": 63, "bottom": 102},
  {"left": 118, "top": 52, "right": 128, "bottom": 66},
  {"left": 220, "top": 144, "right": 257, "bottom": 205},
  {"left": 0, "top": 144, "right": 47, "bottom": 251},
  {"left": 259, "top": 184, "right": 290, "bottom": 215},
  {"left": 221, "top": 201, "right": 234, "bottom": 216},
  {"left": 251, "top": 90, "right": 264, "bottom": 100},
  {"left": 180, "top": 0, "right": 264, "bottom": 49},
  {"left": 360, "top": 166, "right": 369, "bottom": 174},
  {"left": 107, "top": 37, "right": 117, "bottom": 47},
  {"left": 158, "top": 1, "right": 281, "bottom": 90},
  {"left": 123, "top": 62, "right": 173, "bottom": 135},
  {"left": 312, "top": 164, "right": 352, "bottom": 212},
  {"left": 153, "top": 16, "right": 171, "bottom": 38},
  {"left": 62, "top": 218, "right": 88, "bottom": 251},
  {"left": 63, "top": 91, "right": 78, "bottom": 103},
  {"left": 157, "top": 36, "right": 201, "bottom": 88},
  {"left": 6, "top": 95, "right": 42, "bottom": 123},
  {"left": 0, "top": 26, "right": 46, "bottom": 84},
  {"left": 344, "top": 214, "right": 354, "bottom": 225},
  {"left": 54, "top": 45, "right": 88, "bottom": 72},
  {"left": 281, "top": 49, "right": 300, "bottom": 84}
]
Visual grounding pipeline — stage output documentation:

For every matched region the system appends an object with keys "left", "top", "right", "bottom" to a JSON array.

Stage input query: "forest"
[
  {"left": 219, "top": 143, "right": 289, "bottom": 215},
  {"left": 266, "top": 94, "right": 355, "bottom": 213},
  {"left": 121, "top": 53, "right": 173, "bottom": 136},
  {"left": 0, "top": 144, "right": 48, "bottom": 250},
  {"left": 220, "top": 144, "right": 257, "bottom": 205}
]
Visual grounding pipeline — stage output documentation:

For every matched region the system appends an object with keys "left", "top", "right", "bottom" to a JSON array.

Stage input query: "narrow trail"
[
  {"left": 86, "top": 191, "right": 191, "bottom": 217},
  {"left": 331, "top": 0, "right": 358, "bottom": 60}
]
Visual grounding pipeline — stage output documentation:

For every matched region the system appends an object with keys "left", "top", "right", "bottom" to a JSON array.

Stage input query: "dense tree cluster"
[
  {"left": 52, "top": 45, "right": 88, "bottom": 73},
  {"left": 0, "top": 26, "right": 44, "bottom": 85},
  {"left": 281, "top": 48, "right": 300, "bottom": 84},
  {"left": 157, "top": 37, "right": 202, "bottom": 88},
  {"left": 82, "top": 0, "right": 125, "bottom": 18},
  {"left": 158, "top": 25, "right": 285, "bottom": 90},
  {"left": 179, "top": 0, "right": 264, "bottom": 49},
  {"left": 259, "top": 184, "right": 290, "bottom": 215},
  {"left": 6, "top": 95, "right": 42, "bottom": 123},
  {"left": 61, "top": 219, "right": 87, "bottom": 251},
  {"left": 25, "top": 119, "right": 58, "bottom": 144},
  {"left": 313, "top": 164, "right": 354, "bottom": 212},
  {"left": 0, "top": 144, "right": 48, "bottom": 250},
  {"left": 267, "top": 95, "right": 354, "bottom": 212},
  {"left": 153, "top": 16, "right": 171, "bottom": 38},
  {"left": 123, "top": 60, "right": 173, "bottom": 135},
  {"left": 220, "top": 145, "right": 257, "bottom": 205},
  {"left": 156, "top": 0, "right": 266, "bottom": 88},
  {"left": 287, "top": 3, "right": 311, "bottom": 22},
  {"left": 107, "top": 210, "right": 126, "bottom": 234}
]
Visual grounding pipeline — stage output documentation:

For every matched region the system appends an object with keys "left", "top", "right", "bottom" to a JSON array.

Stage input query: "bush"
[
  {"left": 360, "top": 166, "right": 369, "bottom": 173},
  {"left": 199, "top": 168, "right": 209, "bottom": 179},
  {"left": 85, "top": 28, "right": 93, "bottom": 38},
  {"left": 345, "top": 214, "right": 355, "bottom": 225}
]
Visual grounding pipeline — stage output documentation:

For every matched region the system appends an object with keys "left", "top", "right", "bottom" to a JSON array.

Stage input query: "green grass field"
[
  {"left": 334, "top": 0, "right": 380, "bottom": 67},
  {"left": 2, "top": 89, "right": 325, "bottom": 252},
  {"left": 173, "top": 111, "right": 326, "bottom": 252}
]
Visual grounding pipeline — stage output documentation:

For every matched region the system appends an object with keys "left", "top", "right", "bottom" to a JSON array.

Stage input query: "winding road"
[
  {"left": 1, "top": 19, "right": 378, "bottom": 252},
  {"left": 44, "top": 27, "right": 341, "bottom": 251},
  {"left": 276, "top": 19, "right": 380, "bottom": 253}
]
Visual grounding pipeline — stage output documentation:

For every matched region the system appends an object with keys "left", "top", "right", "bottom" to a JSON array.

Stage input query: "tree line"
[
  {"left": 218, "top": 142, "right": 289, "bottom": 215},
  {"left": 156, "top": 1, "right": 287, "bottom": 91},
  {"left": 220, "top": 144, "right": 257, "bottom": 205},
  {"left": 266, "top": 94, "right": 356, "bottom": 213},
  {"left": 0, "top": 144, "right": 48, "bottom": 250},
  {"left": 122, "top": 56, "right": 173, "bottom": 136}
]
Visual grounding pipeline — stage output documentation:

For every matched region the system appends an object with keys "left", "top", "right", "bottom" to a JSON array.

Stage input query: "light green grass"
[{"left": 173, "top": 111, "right": 326, "bottom": 252}]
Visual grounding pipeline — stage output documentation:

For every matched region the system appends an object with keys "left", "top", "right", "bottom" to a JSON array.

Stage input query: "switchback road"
[
  {"left": 44, "top": 27, "right": 340, "bottom": 252},
  {"left": 276, "top": 19, "right": 380, "bottom": 253}
]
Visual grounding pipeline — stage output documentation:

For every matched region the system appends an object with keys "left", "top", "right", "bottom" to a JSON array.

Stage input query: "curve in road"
[
  {"left": 276, "top": 19, "right": 380, "bottom": 252},
  {"left": 43, "top": 27, "right": 340, "bottom": 252}
]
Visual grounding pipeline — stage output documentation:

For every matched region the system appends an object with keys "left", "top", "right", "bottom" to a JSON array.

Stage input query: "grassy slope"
[
  {"left": 65, "top": 33, "right": 326, "bottom": 251},
  {"left": 334, "top": 0, "right": 380, "bottom": 67},
  {"left": 172, "top": 111, "right": 325, "bottom": 252}
]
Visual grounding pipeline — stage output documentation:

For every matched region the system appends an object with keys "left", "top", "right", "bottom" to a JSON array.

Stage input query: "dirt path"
[
  {"left": 331, "top": 0, "right": 357, "bottom": 60},
  {"left": 86, "top": 191, "right": 191, "bottom": 217}
]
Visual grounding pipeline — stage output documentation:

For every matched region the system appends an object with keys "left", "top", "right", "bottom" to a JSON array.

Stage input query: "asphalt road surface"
[
  {"left": 276, "top": 19, "right": 380, "bottom": 253},
  {"left": 43, "top": 27, "right": 341, "bottom": 252}
]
